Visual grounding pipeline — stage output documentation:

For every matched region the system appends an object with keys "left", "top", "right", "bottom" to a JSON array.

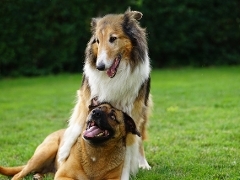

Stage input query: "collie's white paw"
[
  {"left": 58, "top": 146, "right": 70, "bottom": 163},
  {"left": 139, "top": 157, "right": 151, "bottom": 170}
]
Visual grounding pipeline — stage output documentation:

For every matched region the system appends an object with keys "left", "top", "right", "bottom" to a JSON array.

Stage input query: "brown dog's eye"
[
  {"left": 109, "top": 36, "right": 117, "bottom": 43},
  {"left": 109, "top": 112, "right": 116, "bottom": 121},
  {"left": 96, "top": 39, "right": 99, "bottom": 44},
  {"left": 111, "top": 115, "right": 116, "bottom": 120}
]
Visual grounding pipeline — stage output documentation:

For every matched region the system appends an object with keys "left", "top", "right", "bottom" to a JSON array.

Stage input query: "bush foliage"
[
  {"left": 141, "top": 0, "right": 240, "bottom": 67},
  {"left": 0, "top": 0, "right": 239, "bottom": 76}
]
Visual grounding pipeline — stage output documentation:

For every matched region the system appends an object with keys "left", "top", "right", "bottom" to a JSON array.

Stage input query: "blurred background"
[{"left": 0, "top": 0, "right": 239, "bottom": 77}]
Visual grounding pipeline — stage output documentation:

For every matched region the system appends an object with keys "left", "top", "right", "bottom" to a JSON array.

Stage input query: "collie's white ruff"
[{"left": 85, "top": 56, "right": 150, "bottom": 114}]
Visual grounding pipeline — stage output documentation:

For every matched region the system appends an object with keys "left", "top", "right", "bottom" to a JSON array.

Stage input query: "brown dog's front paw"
[{"left": 33, "top": 173, "right": 44, "bottom": 180}]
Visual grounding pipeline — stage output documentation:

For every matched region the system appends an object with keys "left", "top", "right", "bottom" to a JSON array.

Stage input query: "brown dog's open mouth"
[
  {"left": 106, "top": 55, "right": 121, "bottom": 78},
  {"left": 83, "top": 121, "right": 110, "bottom": 140}
]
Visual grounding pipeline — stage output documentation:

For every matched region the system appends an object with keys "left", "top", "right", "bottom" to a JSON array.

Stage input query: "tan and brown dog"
[{"left": 0, "top": 103, "right": 140, "bottom": 180}]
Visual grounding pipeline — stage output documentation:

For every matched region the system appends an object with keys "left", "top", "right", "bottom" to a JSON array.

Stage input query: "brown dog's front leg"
[
  {"left": 12, "top": 130, "right": 64, "bottom": 180},
  {"left": 33, "top": 173, "right": 44, "bottom": 180}
]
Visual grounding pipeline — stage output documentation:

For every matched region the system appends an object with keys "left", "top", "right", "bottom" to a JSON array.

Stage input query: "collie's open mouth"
[
  {"left": 83, "top": 121, "right": 110, "bottom": 139},
  {"left": 106, "top": 55, "right": 121, "bottom": 78}
]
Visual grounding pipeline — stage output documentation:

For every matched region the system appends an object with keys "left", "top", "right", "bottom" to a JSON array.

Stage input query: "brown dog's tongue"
[{"left": 83, "top": 126, "right": 103, "bottom": 138}]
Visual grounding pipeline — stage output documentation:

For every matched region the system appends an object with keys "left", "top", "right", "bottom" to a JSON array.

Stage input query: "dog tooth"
[
  {"left": 96, "top": 132, "right": 104, "bottom": 137},
  {"left": 105, "top": 130, "right": 109, "bottom": 135}
]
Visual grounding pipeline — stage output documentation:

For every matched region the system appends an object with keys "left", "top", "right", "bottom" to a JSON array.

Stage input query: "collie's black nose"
[{"left": 96, "top": 62, "right": 105, "bottom": 71}]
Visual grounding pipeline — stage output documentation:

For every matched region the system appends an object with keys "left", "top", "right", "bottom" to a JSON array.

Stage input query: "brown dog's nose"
[{"left": 92, "top": 109, "right": 102, "bottom": 118}]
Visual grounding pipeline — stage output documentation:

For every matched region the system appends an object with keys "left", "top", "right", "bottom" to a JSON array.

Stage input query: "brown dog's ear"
[{"left": 124, "top": 113, "right": 141, "bottom": 137}]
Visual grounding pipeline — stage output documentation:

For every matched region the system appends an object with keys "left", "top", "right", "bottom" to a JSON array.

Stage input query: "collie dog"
[{"left": 58, "top": 9, "right": 152, "bottom": 179}]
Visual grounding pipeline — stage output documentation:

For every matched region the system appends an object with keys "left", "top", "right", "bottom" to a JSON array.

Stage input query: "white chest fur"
[{"left": 84, "top": 59, "right": 150, "bottom": 114}]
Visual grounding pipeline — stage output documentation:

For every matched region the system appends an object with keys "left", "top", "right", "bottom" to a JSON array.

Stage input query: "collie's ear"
[
  {"left": 125, "top": 8, "right": 143, "bottom": 20},
  {"left": 124, "top": 113, "right": 141, "bottom": 137},
  {"left": 91, "top": 18, "right": 97, "bottom": 27},
  {"left": 91, "top": 18, "right": 100, "bottom": 32}
]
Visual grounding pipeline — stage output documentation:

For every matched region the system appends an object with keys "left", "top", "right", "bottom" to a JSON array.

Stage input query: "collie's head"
[{"left": 85, "top": 9, "right": 148, "bottom": 78}]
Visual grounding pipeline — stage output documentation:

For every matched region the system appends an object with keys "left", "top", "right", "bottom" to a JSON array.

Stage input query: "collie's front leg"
[
  {"left": 58, "top": 124, "right": 82, "bottom": 163},
  {"left": 121, "top": 135, "right": 139, "bottom": 180},
  {"left": 58, "top": 90, "right": 88, "bottom": 163},
  {"left": 58, "top": 86, "right": 91, "bottom": 163},
  {"left": 138, "top": 139, "right": 151, "bottom": 170}
]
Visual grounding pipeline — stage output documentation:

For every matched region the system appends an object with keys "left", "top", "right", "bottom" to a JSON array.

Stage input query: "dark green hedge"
[
  {"left": 0, "top": 0, "right": 239, "bottom": 76},
  {"left": 141, "top": 0, "right": 240, "bottom": 67},
  {"left": 1, "top": 0, "right": 94, "bottom": 76}
]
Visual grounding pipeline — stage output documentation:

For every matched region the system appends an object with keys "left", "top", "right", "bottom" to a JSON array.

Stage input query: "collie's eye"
[
  {"left": 96, "top": 39, "right": 99, "bottom": 44},
  {"left": 109, "top": 36, "right": 117, "bottom": 43}
]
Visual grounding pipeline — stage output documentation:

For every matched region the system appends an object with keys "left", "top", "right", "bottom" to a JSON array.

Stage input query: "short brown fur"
[{"left": 0, "top": 103, "right": 139, "bottom": 180}]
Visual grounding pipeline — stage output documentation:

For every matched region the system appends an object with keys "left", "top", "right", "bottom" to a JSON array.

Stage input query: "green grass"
[{"left": 0, "top": 67, "right": 240, "bottom": 180}]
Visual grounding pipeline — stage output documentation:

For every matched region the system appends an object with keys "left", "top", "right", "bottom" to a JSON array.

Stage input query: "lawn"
[{"left": 0, "top": 67, "right": 240, "bottom": 180}]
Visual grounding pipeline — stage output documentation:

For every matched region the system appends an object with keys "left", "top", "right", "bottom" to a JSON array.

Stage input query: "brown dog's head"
[{"left": 83, "top": 103, "right": 140, "bottom": 144}]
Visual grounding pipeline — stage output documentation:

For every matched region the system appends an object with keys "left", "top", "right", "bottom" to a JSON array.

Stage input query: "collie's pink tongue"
[
  {"left": 83, "top": 126, "right": 103, "bottom": 138},
  {"left": 107, "top": 57, "right": 120, "bottom": 78}
]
